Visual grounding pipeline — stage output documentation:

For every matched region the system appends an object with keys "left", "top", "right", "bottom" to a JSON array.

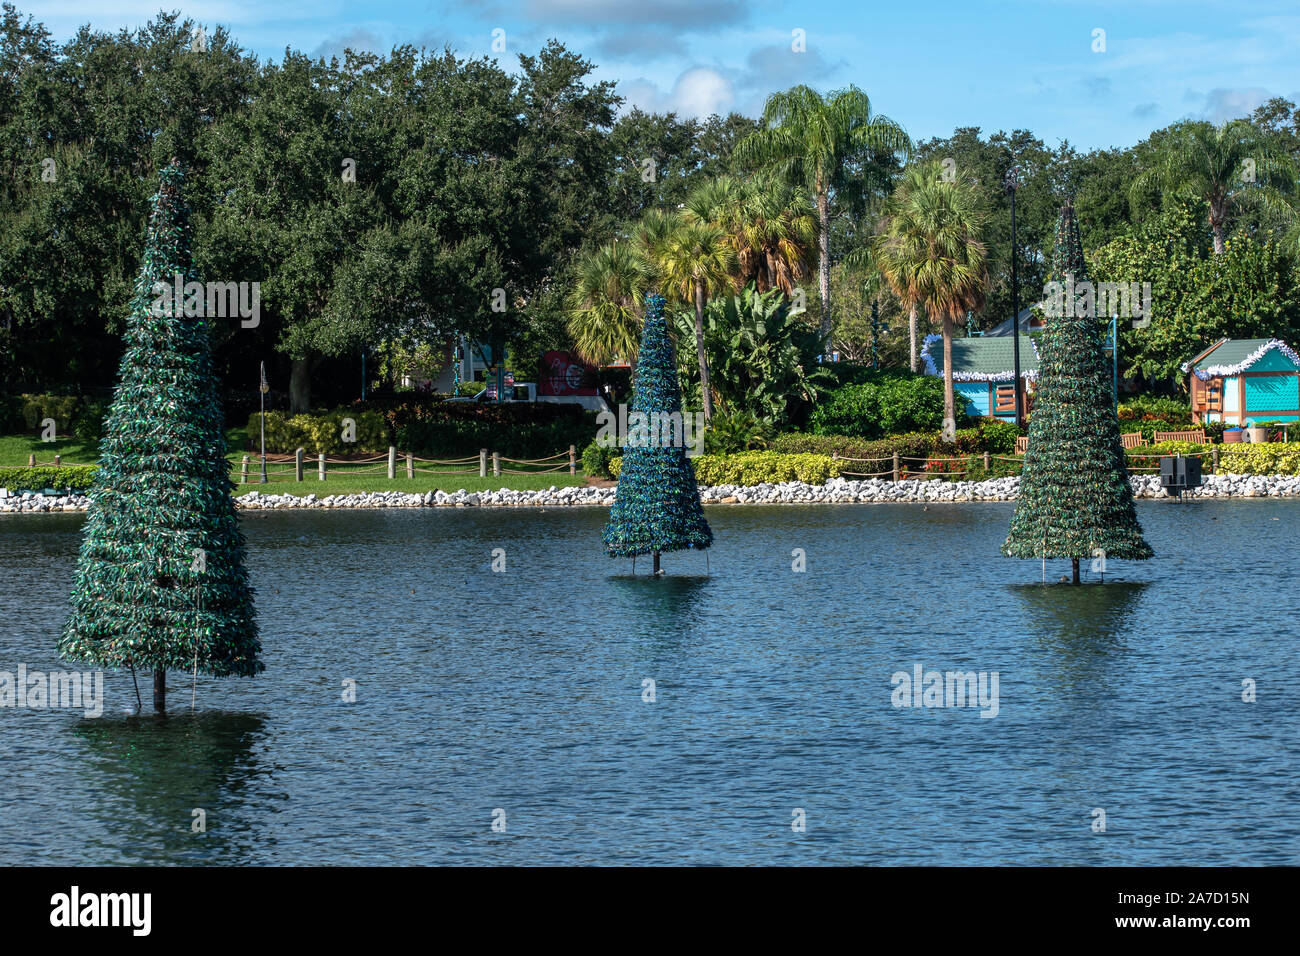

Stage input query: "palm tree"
[
  {"left": 656, "top": 220, "right": 738, "bottom": 420},
  {"left": 735, "top": 85, "right": 911, "bottom": 345},
  {"left": 683, "top": 175, "right": 816, "bottom": 295},
  {"left": 1131, "top": 119, "right": 1297, "bottom": 254},
  {"left": 566, "top": 239, "right": 648, "bottom": 366},
  {"left": 874, "top": 161, "right": 989, "bottom": 441}
]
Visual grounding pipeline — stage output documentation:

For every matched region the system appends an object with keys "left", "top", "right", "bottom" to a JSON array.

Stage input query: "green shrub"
[
  {"left": 19, "top": 394, "right": 82, "bottom": 434},
  {"left": 704, "top": 410, "right": 774, "bottom": 454},
  {"left": 390, "top": 400, "right": 593, "bottom": 459},
  {"left": 246, "top": 408, "right": 388, "bottom": 455},
  {"left": 809, "top": 371, "right": 947, "bottom": 439},
  {"left": 581, "top": 439, "right": 621, "bottom": 479},
  {"left": 0, "top": 465, "right": 97, "bottom": 492},
  {"left": 771, "top": 430, "right": 937, "bottom": 462},
  {"left": 72, "top": 399, "right": 108, "bottom": 442},
  {"left": 1118, "top": 395, "right": 1189, "bottom": 422},
  {"left": 609, "top": 451, "right": 842, "bottom": 485},
  {"left": 693, "top": 451, "right": 843, "bottom": 485},
  {"left": 975, "top": 418, "right": 1022, "bottom": 454},
  {"left": 1216, "top": 444, "right": 1300, "bottom": 476}
]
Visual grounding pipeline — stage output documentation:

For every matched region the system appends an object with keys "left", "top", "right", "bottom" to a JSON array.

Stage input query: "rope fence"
[{"left": 17, "top": 441, "right": 1277, "bottom": 486}]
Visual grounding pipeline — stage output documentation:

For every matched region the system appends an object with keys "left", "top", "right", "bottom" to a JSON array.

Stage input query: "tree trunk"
[
  {"left": 289, "top": 356, "right": 313, "bottom": 413},
  {"left": 153, "top": 669, "right": 166, "bottom": 713},
  {"left": 694, "top": 282, "right": 713, "bottom": 421},
  {"left": 909, "top": 305, "right": 919, "bottom": 372},
  {"left": 1210, "top": 199, "right": 1226, "bottom": 255},
  {"left": 942, "top": 315, "right": 956, "bottom": 442},
  {"left": 816, "top": 189, "right": 831, "bottom": 347},
  {"left": 653, "top": 551, "right": 661, "bottom": 575},
  {"left": 1071, "top": 557, "right": 1080, "bottom": 585}
]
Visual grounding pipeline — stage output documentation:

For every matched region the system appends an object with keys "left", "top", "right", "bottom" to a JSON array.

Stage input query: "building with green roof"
[
  {"left": 1182, "top": 338, "right": 1300, "bottom": 425},
  {"left": 922, "top": 333, "right": 1040, "bottom": 420}
]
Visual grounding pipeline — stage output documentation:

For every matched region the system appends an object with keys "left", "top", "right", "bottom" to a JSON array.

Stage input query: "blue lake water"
[{"left": 1, "top": 500, "right": 1297, "bottom": 865}]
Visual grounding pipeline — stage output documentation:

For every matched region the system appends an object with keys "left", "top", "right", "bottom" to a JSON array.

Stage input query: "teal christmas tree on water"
[
  {"left": 1003, "top": 201, "right": 1152, "bottom": 582},
  {"left": 59, "top": 161, "right": 261, "bottom": 711},
  {"left": 603, "top": 293, "right": 712, "bottom": 572}
]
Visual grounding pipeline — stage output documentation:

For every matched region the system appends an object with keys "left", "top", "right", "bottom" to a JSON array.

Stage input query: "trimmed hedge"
[
  {"left": 0, "top": 465, "right": 97, "bottom": 492},
  {"left": 1216, "top": 444, "right": 1300, "bottom": 476},
  {"left": 247, "top": 409, "right": 388, "bottom": 455},
  {"left": 1, "top": 393, "right": 105, "bottom": 440},
  {"left": 772, "top": 419, "right": 1023, "bottom": 461},
  {"left": 609, "top": 451, "right": 843, "bottom": 486}
]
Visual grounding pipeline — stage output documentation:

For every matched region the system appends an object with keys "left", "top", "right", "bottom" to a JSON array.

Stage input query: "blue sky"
[{"left": 37, "top": 1, "right": 1300, "bottom": 150}]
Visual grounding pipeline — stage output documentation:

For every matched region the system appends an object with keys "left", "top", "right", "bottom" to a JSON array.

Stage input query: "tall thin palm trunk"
[
  {"left": 695, "top": 281, "right": 713, "bottom": 420},
  {"left": 816, "top": 189, "right": 831, "bottom": 347},
  {"left": 908, "top": 305, "right": 918, "bottom": 372},
  {"left": 942, "top": 315, "right": 956, "bottom": 442},
  {"left": 1210, "top": 197, "right": 1227, "bottom": 254}
]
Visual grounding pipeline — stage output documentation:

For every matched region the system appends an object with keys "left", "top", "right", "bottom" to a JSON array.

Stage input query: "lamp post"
[
  {"left": 1003, "top": 164, "right": 1023, "bottom": 427},
  {"left": 259, "top": 362, "right": 269, "bottom": 483}
]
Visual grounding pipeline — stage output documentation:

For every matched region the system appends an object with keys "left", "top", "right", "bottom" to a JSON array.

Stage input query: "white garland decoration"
[
  {"left": 921, "top": 333, "right": 1040, "bottom": 382},
  {"left": 1181, "top": 338, "right": 1300, "bottom": 379}
]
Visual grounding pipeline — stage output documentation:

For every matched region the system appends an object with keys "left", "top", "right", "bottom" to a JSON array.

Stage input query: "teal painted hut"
[
  {"left": 922, "top": 333, "right": 1040, "bottom": 420},
  {"left": 1183, "top": 338, "right": 1300, "bottom": 425}
]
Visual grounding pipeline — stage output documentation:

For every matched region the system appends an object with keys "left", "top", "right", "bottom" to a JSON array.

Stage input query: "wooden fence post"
[
  {"left": 479, "top": 449, "right": 488, "bottom": 478},
  {"left": 240, "top": 455, "right": 249, "bottom": 484},
  {"left": 492, "top": 452, "right": 501, "bottom": 477},
  {"left": 27, "top": 453, "right": 34, "bottom": 467},
  {"left": 983, "top": 451, "right": 990, "bottom": 471},
  {"left": 892, "top": 452, "right": 900, "bottom": 482},
  {"left": 387, "top": 446, "right": 396, "bottom": 480},
  {"left": 54, "top": 454, "right": 61, "bottom": 468},
  {"left": 1212, "top": 445, "right": 1219, "bottom": 474},
  {"left": 406, "top": 451, "right": 414, "bottom": 479},
  {"left": 318, "top": 453, "right": 326, "bottom": 481},
  {"left": 295, "top": 447, "right": 304, "bottom": 482},
  {"left": 569, "top": 444, "right": 577, "bottom": 475}
]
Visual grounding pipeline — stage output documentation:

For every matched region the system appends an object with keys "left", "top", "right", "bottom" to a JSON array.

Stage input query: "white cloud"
[{"left": 622, "top": 66, "right": 735, "bottom": 117}]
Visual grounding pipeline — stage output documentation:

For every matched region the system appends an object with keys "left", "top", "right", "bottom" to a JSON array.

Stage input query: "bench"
[
  {"left": 1015, "top": 436, "right": 1029, "bottom": 454},
  {"left": 1153, "top": 429, "right": 1206, "bottom": 444},
  {"left": 1120, "top": 432, "right": 1147, "bottom": 449}
]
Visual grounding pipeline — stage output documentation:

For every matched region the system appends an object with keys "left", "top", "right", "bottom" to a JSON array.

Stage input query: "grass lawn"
[{"left": 1, "top": 431, "right": 590, "bottom": 494}]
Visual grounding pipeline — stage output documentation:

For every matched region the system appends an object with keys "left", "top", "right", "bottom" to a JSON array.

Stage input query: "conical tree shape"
[
  {"left": 603, "top": 293, "right": 713, "bottom": 559},
  {"left": 59, "top": 162, "right": 261, "bottom": 682},
  {"left": 1003, "top": 203, "right": 1152, "bottom": 564}
]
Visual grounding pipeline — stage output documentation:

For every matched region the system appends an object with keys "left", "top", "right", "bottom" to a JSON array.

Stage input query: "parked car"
[{"left": 447, "top": 382, "right": 610, "bottom": 414}]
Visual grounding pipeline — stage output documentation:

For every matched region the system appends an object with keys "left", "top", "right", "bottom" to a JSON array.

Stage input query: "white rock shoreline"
[{"left": 3, "top": 473, "right": 1300, "bottom": 513}]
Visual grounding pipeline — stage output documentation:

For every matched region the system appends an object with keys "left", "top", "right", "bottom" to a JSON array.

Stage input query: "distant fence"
[
  {"left": 831, "top": 445, "right": 1251, "bottom": 481},
  {"left": 25, "top": 445, "right": 580, "bottom": 483},
  {"left": 234, "top": 445, "right": 579, "bottom": 483}
]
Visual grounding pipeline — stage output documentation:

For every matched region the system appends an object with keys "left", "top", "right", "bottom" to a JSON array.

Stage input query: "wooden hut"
[
  {"left": 1183, "top": 338, "right": 1300, "bottom": 425},
  {"left": 922, "top": 333, "right": 1039, "bottom": 421}
]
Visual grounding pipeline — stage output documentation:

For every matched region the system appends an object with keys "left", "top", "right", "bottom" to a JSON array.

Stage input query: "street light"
[
  {"left": 259, "top": 362, "right": 269, "bottom": 484},
  {"left": 1003, "top": 163, "right": 1023, "bottom": 428}
]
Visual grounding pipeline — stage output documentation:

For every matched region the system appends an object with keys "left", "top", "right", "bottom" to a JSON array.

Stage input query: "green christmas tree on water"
[
  {"left": 60, "top": 161, "right": 261, "bottom": 711},
  {"left": 1003, "top": 202, "right": 1152, "bottom": 583},
  {"left": 603, "top": 293, "right": 712, "bottom": 573}
]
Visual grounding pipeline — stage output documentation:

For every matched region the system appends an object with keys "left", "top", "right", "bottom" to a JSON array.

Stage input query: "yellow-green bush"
[
  {"left": 610, "top": 451, "right": 843, "bottom": 486},
  {"left": 1216, "top": 444, "right": 1300, "bottom": 476},
  {"left": 247, "top": 409, "right": 388, "bottom": 454}
]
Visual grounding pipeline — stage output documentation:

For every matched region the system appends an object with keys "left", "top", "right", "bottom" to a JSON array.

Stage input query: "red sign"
[{"left": 539, "top": 351, "right": 597, "bottom": 396}]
